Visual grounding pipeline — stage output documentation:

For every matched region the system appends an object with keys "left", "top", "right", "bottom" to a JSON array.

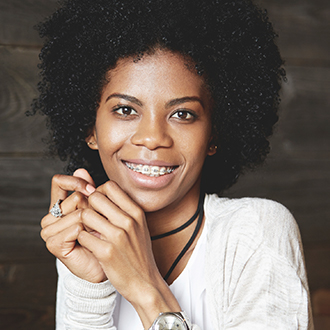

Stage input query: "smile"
[{"left": 124, "top": 162, "right": 176, "bottom": 177}]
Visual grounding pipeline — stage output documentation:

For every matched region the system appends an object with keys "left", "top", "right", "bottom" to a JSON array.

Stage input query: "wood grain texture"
[
  {"left": 306, "top": 245, "right": 330, "bottom": 291},
  {"left": 0, "top": 46, "right": 48, "bottom": 153},
  {"left": 277, "top": 65, "right": 330, "bottom": 155},
  {"left": 0, "top": 224, "right": 53, "bottom": 262},
  {"left": 0, "top": 157, "right": 64, "bottom": 225},
  {"left": 256, "top": 0, "right": 330, "bottom": 63},
  {"left": 0, "top": 0, "right": 329, "bottom": 61},
  {"left": 0, "top": 261, "right": 56, "bottom": 330},
  {"left": 0, "top": 157, "right": 60, "bottom": 328},
  {"left": 0, "top": 0, "right": 59, "bottom": 46}
]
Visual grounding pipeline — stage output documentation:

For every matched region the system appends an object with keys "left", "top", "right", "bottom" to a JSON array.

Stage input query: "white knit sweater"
[{"left": 56, "top": 194, "right": 314, "bottom": 329}]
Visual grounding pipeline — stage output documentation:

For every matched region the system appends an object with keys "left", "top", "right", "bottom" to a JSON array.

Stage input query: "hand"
[
  {"left": 77, "top": 180, "right": 181, "bottom": 328},
  {"left": 40, "top": 169, "right": 107, "bottom": 283}
]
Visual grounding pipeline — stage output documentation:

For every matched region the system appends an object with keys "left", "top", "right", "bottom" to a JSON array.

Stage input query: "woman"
[{"left": 32, "top": 0, "right": 313, "bottom": 329}]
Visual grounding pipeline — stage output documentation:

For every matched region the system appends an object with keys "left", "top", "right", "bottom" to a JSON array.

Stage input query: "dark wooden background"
[{"left": 0, "top": 0, "right": 329, "bottom": 329}]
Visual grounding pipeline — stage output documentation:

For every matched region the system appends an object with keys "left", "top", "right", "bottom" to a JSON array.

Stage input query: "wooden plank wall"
[
  {"left": 0, "top": 1, "right": 62, "bottom": 329},
  {"left": 0, "top": 0, "right": 329, "bottom": 329}
]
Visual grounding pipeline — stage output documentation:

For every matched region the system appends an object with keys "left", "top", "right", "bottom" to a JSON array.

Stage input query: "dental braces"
[{"left": 125, "top": 163, "right": 175, "bottom": 177}]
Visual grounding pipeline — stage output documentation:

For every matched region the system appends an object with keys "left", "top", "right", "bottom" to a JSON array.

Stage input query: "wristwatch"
[{"left": 149, "top": 311, "right": 191, "bottom": 330}]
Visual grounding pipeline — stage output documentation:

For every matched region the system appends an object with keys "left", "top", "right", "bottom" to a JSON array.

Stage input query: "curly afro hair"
[{"left": 31, "top": 0, "right": 285, "bottom": 193}]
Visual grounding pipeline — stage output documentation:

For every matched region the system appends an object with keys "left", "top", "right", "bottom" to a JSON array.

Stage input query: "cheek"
[
  {"left": 179, "top": 128, "right": 211, "bottom": 165},
  {"left": 96, "top": 120, "right": 131, "bottom": 150}
]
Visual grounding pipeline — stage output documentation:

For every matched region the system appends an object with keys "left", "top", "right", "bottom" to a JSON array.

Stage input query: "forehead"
[{"left": 102, "top": 50, "right": 209, "bottom": 101}]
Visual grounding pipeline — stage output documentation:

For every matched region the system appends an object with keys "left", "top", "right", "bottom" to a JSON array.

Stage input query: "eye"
[
  {"left": 171, "top": 110, "right": 196, "bottom": 121},
  {"left": 113, "top": 106, "right": 138, "bottom": 117}
]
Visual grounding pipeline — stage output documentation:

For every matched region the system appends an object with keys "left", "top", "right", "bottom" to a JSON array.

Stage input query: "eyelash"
[
  {"left": 171, "top": 110, "right": 196, "bottom": 121},
  {"left": 112, "top": 106, "right": 138, "bottom": 117},
  {"left": 112, "top": 106, "right": 197, "bottom": 122}
]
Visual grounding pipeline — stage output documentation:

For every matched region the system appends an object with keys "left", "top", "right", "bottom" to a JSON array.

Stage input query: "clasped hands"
[
  {"left": 41, "top": 168, "right": 181, "bottom": 328},
  {"left": 41, "top": 168, "right": 159, "bottom": 296}
]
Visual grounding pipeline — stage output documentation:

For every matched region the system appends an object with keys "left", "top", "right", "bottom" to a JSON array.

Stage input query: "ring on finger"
[{"left": 50, "top": 199, "right": 63, "bottom": 218}]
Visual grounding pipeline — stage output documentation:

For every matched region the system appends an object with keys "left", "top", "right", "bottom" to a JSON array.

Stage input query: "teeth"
[
  {"left": 150, "top": 166, "right": 160, "bottom": 177},
  {"left": 125, "top": 162, "right": 175, "bottom": 177},
  {"left": 135, "top": 164, "right": 143, "bottom": 172},
  {"left": 142, "top": 165, "right": 151, "bottom": 175}
]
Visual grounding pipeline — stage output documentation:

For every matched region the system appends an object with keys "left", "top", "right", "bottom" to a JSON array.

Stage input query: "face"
[{"left": 87, "top": 50, "right": 215, "bottom": 212}]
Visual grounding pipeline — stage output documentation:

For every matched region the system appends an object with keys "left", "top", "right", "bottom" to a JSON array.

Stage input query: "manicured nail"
[{"left": 86, "top": 184, "right": 96, "bottom": 194}]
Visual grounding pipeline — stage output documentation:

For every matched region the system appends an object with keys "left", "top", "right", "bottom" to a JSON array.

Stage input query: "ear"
[
  {"left": 207, "top": 144, "right": 217, "bottom": 156},
  {"left": 207, "top": 134, "right": 218, "bottom": 156},
  {"left": 85, "top": 128, "right": 98, "bottom": 150}
]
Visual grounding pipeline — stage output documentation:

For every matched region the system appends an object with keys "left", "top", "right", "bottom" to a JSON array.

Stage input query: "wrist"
[{"left": 130, "top": 277, "right": 181, "bottom": 329}]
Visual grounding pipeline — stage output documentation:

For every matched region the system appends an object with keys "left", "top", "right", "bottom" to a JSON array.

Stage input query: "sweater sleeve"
[
  {"left": 205, "top": 196, "right": 314, "bottom": 330},
  {"left": 56, "top": 259, "right": 117, "bottom": 329}
]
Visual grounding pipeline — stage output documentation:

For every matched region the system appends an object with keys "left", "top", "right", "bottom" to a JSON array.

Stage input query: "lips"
[{"left": 124, "top": 161, "right": 177, "bottom": 177}]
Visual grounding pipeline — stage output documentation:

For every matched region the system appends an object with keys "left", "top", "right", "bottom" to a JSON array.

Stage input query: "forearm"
[{"left": 56, "top": 260, "right": 117, "bottom": 330}]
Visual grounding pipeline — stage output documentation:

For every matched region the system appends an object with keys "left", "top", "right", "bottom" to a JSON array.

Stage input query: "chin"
[
  {"left": 126, "top": 190, "right": 173, "bottom": 214},
  {"left": 132, "top": 195, "right": 165, "bottom": 213}
]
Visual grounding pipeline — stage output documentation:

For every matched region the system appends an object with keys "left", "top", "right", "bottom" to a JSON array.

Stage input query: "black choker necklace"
[{"left": 151, "top": 193, "right": 205, "bottom": 282}]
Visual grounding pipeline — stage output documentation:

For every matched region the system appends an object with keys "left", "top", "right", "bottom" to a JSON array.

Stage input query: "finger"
[
  {"left": 96, "top": 181, "right": 145, "bottom": 224},
  {"left": 46, "top": 191, "right": 89, "bottom": 224},
  {"left": 80, "top": 207, "right": 126, "bottom": 240},
  {"left": 45, "top": 222, "right": 84, "bottom": 258},
  {"left": 41, "top": 209, "right": 83, "bottom": 240},
  {"left": 84, "top": 194, "right": 150, "bottom": 255},
  {"left": 87, "top": 191, "right": 132, "bottom": 228},
  {"left": 78, "top": 230, "right": 119, "bottom": 265},
  {"left": 73, "top": 168, "right": 95, "bottom": 187},
  {"left": 60, "top": 191, "right": 89, "bottom": 216},
  {"left": 50, "top": 174, "right": 96, "bottom": 208}
]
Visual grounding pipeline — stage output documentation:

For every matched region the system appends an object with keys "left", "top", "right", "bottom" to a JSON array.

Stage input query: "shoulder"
[
  {"left": 203, "top": 195, "right": 312, "bottom": 328},
  {"left": 204, "top": 194, "right": 303, "bottom": 266},
  {"left": 204, "top": 193, "right": 296, "bottom": 229}
]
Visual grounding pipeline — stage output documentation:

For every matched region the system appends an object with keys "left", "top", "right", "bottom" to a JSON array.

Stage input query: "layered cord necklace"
[{"left": 151, "top": 193, "right": 205, "bottom": 282}]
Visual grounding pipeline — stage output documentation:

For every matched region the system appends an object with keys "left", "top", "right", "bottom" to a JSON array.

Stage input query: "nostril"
[{"left": 130, "top": 123, "right": 173, "bottom": 149}]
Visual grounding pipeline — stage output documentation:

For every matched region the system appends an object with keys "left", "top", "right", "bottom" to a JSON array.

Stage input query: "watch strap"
[{"left": 178, "top": 311, "right": 191, "bottom": 329}]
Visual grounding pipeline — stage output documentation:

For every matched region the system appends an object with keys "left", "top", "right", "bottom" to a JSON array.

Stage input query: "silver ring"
[{"left": 50, "top": 199, "right": 63, "bottom": 218}]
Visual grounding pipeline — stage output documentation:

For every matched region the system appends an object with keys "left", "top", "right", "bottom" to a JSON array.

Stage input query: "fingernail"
[{"left": 86, "top": 184, "right": 96, "bottom": 194}]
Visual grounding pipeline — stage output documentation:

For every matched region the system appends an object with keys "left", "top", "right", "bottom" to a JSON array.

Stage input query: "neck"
[
  {"left": 145, "top": 186, "right": 201, "bottom": 238},
  {"left": 145, "top": 184, "right": 204, "bottom": 283}
]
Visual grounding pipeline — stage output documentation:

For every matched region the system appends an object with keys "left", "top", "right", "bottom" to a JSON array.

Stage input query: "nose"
[{"left": 130, "top": 115, "right": 173, "bottom": 150}]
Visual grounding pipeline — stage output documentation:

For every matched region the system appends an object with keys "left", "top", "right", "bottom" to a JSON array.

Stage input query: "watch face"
[{"left": 155, "top": 314, "right": 186, "bottom": 330}]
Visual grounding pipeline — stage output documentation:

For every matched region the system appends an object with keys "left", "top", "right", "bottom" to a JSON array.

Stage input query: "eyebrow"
[
  {"left": 105, "top": 93, "right": 204, "bottom": 108},
  {"left": 166, "top": 96, "right": 204, "bottom": 108},
  {"left": 105, "top": 93, "right": 143, "bottom": 106}
]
